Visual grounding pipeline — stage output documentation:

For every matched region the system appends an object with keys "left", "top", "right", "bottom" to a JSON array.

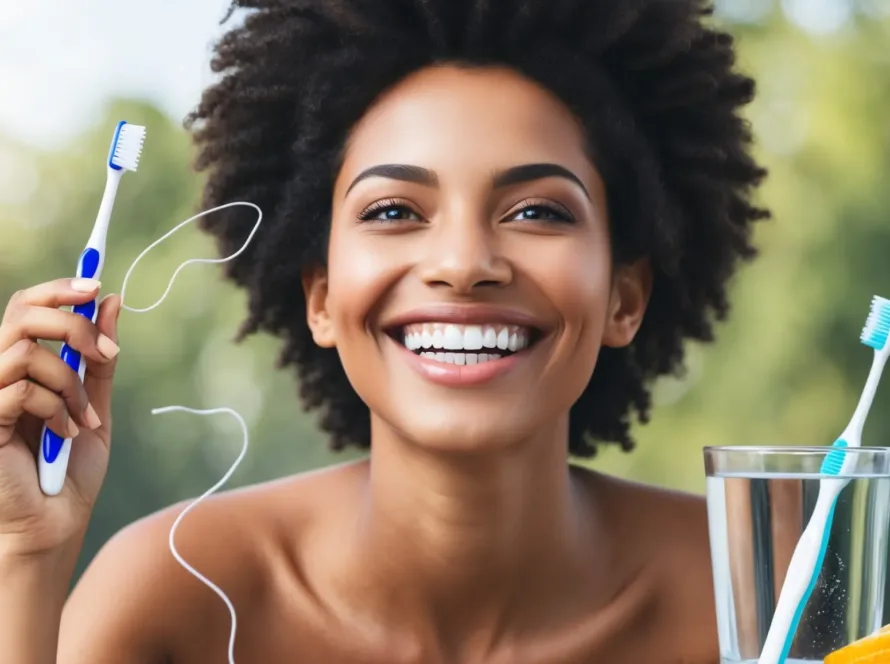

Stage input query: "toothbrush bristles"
[
  {"left": 111, "top": 123, "right": 146, "bottom": 172},
  {"left": 861, "top": 295, "right": 890, "bottom": 352}
]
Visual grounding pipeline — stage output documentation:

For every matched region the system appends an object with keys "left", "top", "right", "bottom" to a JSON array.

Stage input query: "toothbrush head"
[
  {"left": 821, "top": 438, "right": 848, "bottom": 476},
  {"left": 861, "top": 295, "right": 890, "bottom": 352},
  {"left": 107, "top": 120, "right": 146, "bottom": 172}
]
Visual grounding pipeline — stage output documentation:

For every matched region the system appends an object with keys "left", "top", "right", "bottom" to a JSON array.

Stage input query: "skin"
[{"left": 0, "top": 65, "right": 719, "bottom": 663}]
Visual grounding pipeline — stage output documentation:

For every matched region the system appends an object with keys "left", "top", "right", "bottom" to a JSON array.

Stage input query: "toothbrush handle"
[
  {"left": 38, "top": 248, "right": 102, "bottom": 496},
  {"left": 759, "top": 482, "right": 843, "bottom": 664}
]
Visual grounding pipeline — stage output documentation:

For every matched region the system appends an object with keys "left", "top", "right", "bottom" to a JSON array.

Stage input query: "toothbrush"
[
  {"left": 758, "top": 295, "right": 890, "bottom": 664},
  {"left": 38, "top": 120, "right": 145, "bottom": 496}
]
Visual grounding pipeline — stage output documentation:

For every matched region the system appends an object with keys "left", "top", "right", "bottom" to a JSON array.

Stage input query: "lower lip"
[{"left": 392, "top": 338, "right": 526, "bottom": 387}]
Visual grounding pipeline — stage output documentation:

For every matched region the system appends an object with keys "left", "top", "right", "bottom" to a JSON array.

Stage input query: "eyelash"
[
  {"left": 357, "top": 198, "right": 419, "bottom": 222},
  {"left": 506, "top": 199, "right": 575, "bottom": 224},
  {"left": 357, "top": 198, "right": 576, "bottom": 224}
]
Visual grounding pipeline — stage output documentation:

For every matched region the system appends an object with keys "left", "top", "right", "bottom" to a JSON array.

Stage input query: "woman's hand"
[{"left": 0, "top": 278, "right": 121, "bottom": 558}]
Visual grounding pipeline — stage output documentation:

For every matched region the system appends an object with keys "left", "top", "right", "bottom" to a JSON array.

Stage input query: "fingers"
[
  {"left": 83, "top": 295, "right": 121, "bottom": 430},
  {"left": 0, "top": 301, "right": 120, "bottom": 363},
  {"left": 3, "top": 278, "right": 102, "bottom": 313},
  {"left": 0, "top": 379, "right": 80, "bottom": 449},
  {"left": 0, "top": 280, "right": 122, "bottom": 450},
  {"left": 0, "top": 339, "right": 100, "bottom": 431}
]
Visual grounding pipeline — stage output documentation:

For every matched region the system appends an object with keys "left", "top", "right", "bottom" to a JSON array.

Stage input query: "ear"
[
  {"left": 301, "top": 266, "right": 337, "bottom": 348},
  {"left": 602, "top": 258, "right": 652, "bottom": 348}
]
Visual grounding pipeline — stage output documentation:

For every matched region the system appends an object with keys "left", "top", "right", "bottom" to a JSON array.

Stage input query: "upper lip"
[{"left": 381, "top": 304, "right": 548, "bottom": 331}]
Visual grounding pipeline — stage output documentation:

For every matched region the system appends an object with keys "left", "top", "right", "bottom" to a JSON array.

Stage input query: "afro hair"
[{"left": 186, "top": 0, "right": 769, "bottom": 456}]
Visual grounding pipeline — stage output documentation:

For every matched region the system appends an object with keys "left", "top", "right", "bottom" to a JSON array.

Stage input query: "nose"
[{"left": 418, "top": 217, "right": 512, "bottom": 293}]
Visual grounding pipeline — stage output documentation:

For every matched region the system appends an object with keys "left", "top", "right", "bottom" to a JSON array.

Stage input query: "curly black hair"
[{"left": 186, "top": 0, "right": 769, "bottom": 457}]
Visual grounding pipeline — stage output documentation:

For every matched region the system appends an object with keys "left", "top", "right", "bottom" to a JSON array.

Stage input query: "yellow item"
[{"left": 824, "top": 624, "right": 890, "bottom": 663}]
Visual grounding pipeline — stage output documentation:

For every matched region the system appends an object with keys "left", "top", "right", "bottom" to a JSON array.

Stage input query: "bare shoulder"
[
  {"left": 576, "top": 468, "right": 719, "bottom": 663},
  {"left": 59, "top": 460, "right": 365, "bottom": 663},
  {"left": 580, "top": 468, "right": 710, "bottom": 549}
]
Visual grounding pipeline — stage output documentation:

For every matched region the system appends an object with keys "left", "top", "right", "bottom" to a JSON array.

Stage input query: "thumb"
[{"left": 82, "top": 294, "right": 122, "bottom": 438}]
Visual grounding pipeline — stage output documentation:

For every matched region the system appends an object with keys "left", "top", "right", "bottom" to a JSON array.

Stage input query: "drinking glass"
[{"left": 704, "top": 446, "right": 890, "bottom": 663}]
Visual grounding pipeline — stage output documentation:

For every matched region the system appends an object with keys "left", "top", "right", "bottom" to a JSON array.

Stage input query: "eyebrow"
[
  {"left": 345, "top": 164, "right": 438, "bottom": 196},
  {"left": 492, "top": 163, "right": 589, "bottom": 199},
  {"left": 344, "top": 162, "right": 589, "bottom": 199}
]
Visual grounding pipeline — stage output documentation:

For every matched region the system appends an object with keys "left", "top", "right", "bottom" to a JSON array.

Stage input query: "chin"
[{"left": 383, "top": 402, "right": 557, "bottom": 456}]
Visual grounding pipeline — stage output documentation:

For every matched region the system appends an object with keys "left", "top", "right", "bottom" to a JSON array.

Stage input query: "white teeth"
[
  {"left": 482, "top": 327, "right": 497, "bottom": 348},
  {"left": 443, "top": 325, "right": 463, "bottom": 350},
  {"left": 402, "top": 322, "right": 534, "bottom": 354},
  {"left": 463, "top": 325, "right": 483, "bottom": 350},
  {"left": 419, "top": 352, "right": 501, "bottom": 365},
  {"left": 496, "top": 328, "right": 509, "bottom": 350}
]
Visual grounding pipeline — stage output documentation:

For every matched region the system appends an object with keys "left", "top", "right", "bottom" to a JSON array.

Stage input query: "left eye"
[
  {"left": 507, "top": 204, "right": 573, "bottom": 224},
  {"left": 358, "top": 201, "right": 422, "bottom": 223}
]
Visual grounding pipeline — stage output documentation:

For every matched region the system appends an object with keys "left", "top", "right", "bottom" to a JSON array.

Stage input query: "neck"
[{"left": 338, "top": 416, "right": 603, "bottom": 641}]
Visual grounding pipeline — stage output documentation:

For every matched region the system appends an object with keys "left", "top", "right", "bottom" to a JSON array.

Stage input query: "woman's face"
[{"left": 305, "top": 65, "right": 649, "bottom": 453}]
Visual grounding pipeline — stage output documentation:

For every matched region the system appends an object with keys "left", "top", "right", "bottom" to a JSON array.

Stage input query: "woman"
[{"left": 0, "top": 0, "right": 767, "bottom": 661}]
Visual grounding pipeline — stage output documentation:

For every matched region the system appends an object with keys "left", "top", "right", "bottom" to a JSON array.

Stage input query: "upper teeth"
[{"left": 402, "top": 323, "right": 530, "bottom": 352}]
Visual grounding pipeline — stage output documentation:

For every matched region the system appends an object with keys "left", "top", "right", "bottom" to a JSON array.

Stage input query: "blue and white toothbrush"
[
  {"left": 38, "top": 120, "right": 145, "bottom": 496},
  {"left": 758, "top": 295, "right": 890, "bottom": 664}
]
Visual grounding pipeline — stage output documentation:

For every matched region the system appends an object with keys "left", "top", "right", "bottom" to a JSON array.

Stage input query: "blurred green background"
[{"left": 1, "top": 0, "right": 889, "bottom": 617}]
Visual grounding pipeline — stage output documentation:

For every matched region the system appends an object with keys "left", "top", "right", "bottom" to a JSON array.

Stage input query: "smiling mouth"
[{"left": 388, "top": 323, "right": 541, "bottom": 365}]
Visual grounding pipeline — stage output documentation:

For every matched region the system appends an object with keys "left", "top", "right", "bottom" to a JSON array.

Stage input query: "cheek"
[
  {"left": 522, "top": 233, "right": 612, "bottom": 332},
  {"left": 325, "top": 229, "right": 405, "bottom": 336},
  {"left": 526, "top": 236, "right": 612, "bottom": 408}
]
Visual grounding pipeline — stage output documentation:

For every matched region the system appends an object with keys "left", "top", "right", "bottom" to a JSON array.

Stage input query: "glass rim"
[{"left": 704, "top": 445, "right": 890, "bottom": 455}]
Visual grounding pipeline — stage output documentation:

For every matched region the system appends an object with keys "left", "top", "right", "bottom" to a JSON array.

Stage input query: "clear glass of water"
[{"left": 704, "top": 446, "right": 890, "bottom": 664}]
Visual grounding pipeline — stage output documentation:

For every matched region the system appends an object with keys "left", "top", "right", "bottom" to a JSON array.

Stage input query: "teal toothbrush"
[{"left": 758, "top": 295, "right": 890, "bottom": 664}]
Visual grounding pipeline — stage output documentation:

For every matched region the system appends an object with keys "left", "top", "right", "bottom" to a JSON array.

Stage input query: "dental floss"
[
  {"left": 120, "top": 201, "right": 263, "bottom": 314},
  {"left": 117, "top": 201, "right": 264, "bottom": 663},
  {"left": 151, "top": 406, "right": 247, "bottom": 664}
]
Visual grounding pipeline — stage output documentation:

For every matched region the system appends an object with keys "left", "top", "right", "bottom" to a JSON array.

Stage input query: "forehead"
[{"left": 337, "top": 65, "right": 596, "bottom": 189}]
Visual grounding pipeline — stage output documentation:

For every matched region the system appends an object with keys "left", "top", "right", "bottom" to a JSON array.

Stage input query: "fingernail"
[
  {"left": 72, "top": 278, "right": 101, "bottom": 293},
  {"left": 84, "top": 404, "right": 102, "bottom": 430},
  {"left": 97, "top": 334, "right": 120, "bottom": 359},
  {"left": 66, "top": 420, "right": 80, "bottom": 438}
]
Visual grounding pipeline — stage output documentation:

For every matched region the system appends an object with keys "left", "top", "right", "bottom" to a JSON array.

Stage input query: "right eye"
[{"left": 358, "top": 199, "right": 423, "bottom": 223}]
